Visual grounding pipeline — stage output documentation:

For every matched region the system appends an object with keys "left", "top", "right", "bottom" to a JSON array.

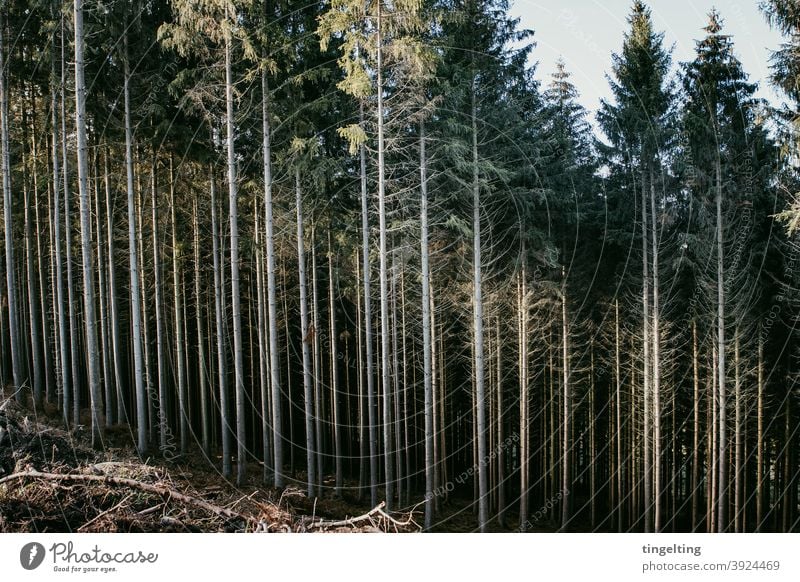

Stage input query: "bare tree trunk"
[
  {"left": 560, "top": 267, "right": 571, "bottom": 530},
  {"left": 152, "top": 155, "right": 168, "bottom": 453},
  {"left": 734, "top": 330, "right": 742, "bottom": 532},
  {"left": 0, "top": 9, "right": 23, "bottom": 399},
  {"left": 210, "top": 167, "right": 231, "bottom": 478},
  {"left": 261, "top": 70, "right": 283, "bottom": 487},
  {"left": 23, "top": 107, "right": 43, "bottom": 408},
  {"left": 641, "top": 172, "right": 652, "bottom": 533},
  {"left": 224, "top": 10, "right": 247, "bottom": 485},
  {"left": 359, "top": 100, "right": 377, "bottom": 508},
  {"left": 375, "top": 3, "right": 394, "bottom": 512},
  {"left": 93, "top": 150, "right": 112, "bottom": 425},
  {"left": 73, "top": 0, "right": 103, "bottom": 446},
  {"left": 194, "top": 199, "right": 209, "bottom": 455},
  {"left": 296, "top": 168, "right": 315, "bottom": 497},
  {"left": 615, "top": 299, "right": 623, "bottom": 531},
  {"left": 254, "top": 203, "right": 271, "bottom": 482},
  {"left": 329, "top": 230, "right": 342, "bottom": 496},
  {"left": 169, "top": 158, "right": 188, "bottom": 453},
  {"left": 715, "top": 156, "right": 727, "bottom": 532},
  {"left": 471, "top": 78, "right": 488, "bottom": 533},
  {"left": 650, "top": 175, "right": 662, "bottom": 532},
  {"left": 518, "top": 266, "right": 528, "bottom": 525},
  {"left": 103, "top": 148, "right": 125, "bottom": 424},
  {"left": 50, "top": 22, "right": 70, "bottom": 424},
  {"left": 756, "top": 334, "right": 764, "bottom": 531},
  {"left": 420, "top": 122, "right": 433, "bottom": 529},
  {"left": 692, "top": 320, "right": 700, "bottom": 531},
  {"left": 311, "top": 231, "right": 323, "bottom": 493}
]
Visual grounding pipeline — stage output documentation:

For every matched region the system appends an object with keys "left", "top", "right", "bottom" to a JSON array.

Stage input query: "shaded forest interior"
[{"left": 1, "top": 0, "right": 800, "bottom": 533}]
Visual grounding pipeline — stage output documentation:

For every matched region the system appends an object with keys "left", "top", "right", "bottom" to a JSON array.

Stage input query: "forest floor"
[{"left": 0, "top": 396, "right": 557, "bottom": 533}]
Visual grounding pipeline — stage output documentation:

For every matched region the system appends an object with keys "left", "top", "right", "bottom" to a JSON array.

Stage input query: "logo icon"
[{"left": 20, "top": 542, "right": 46, "bottom": 570}]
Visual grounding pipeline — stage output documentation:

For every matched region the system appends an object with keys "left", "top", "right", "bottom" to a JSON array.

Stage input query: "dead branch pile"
[{"left": 0, "top": 400, "right": 420, "bottom": 533}]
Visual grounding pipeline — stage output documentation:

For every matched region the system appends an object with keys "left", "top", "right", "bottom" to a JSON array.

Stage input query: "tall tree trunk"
[
  {"left": 756, "top": 333, "right": 764, "bottom": 531},
  {"left": 261, "top": 70, "right": 283, "bottom": 487},
  {"left": 420, "top": 123, "right": 433, "bottom": 530},
  {"left": 328, "top": 230, "right": 342, "bottom": 496},
  {"left": 210, "top": 167, "right": 231, "bottom": 478},
  {"left": 23, "top": 105, "right": 43, "bottom": 408},
  {"left": 0, "top": 9, "right": 23, "bottom": 399},
  {"left": 471, "top": 77, "right": 488, "bottom": 533},
  {"left": 691, "top": 320, "right": 700, "bottom": 531},
  {"left": 375, "top": 2, "right": 394, "bottom": 512},
  {"left": 615, "top": 299, "right": 623, "bottom": 531},
  {"left": 224, "top": 11, "right": 246, "bottom": 485},
  {"left": 311, "top": 231, "right": 323, "bottom": 493},
  {"left": 650, "top": 174, "right": 662, "bottom": 532},
  {"left": 734, "top": 330, "right": 742, "bottom": 532},
  {"left": 295, "top": 167, "right": 315, "bottom": 497},
  {"left": 360, "top": 100, "right": 377, "bottom": 508},
  {"left": 74, "top": 0, "right": 102, "bottom": 446},
  {"left": 170, "top": 157, "right": 188, "bottom": 453},
  {"left": 152, "top": 154, "right": 168, "bottom": 452},
  {"left": 254, "top": 202, "right": 271, "bottom": 482},
  {"left": 641, "top": 171, "right": 652, "bottom": 533},
  {"left": 194, "top": 199, "right": 209, "bottom": 455},
  {"left": 103, "top": 148, "right": 125, "bottom": 424},
  {"left": 715, "top": 156, "right": 727, "bottom": 532},
  {"left": 560, "top": 267, "right": 571, "bottom": 530},
  {"left": 50, "top": 22, "right": 70, "bottom": 424}
]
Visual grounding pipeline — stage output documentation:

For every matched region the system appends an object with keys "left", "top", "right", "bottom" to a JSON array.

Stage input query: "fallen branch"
[
  {"left": 308, "top": 501, "right": 421, "bottom": 532},
  {"left": 0, "top": 470, "right": 255, "bottom": 526}
]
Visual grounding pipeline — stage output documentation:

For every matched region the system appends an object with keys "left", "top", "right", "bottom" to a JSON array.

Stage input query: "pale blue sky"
[{"left": 509, "top": 0, "right": 787, "bottom": 115}]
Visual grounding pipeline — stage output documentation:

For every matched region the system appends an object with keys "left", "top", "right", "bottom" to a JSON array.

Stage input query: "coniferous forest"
[{"left": 0, "top": 0, "right": 800, "bottom": 533}]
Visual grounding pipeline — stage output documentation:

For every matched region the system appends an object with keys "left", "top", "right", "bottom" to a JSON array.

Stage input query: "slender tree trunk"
[
  {"left": 103, "top": 148, "right": 125, "bottom": 424},
  {"left": 692, "top": 320, "right": 700, "bottom": 531},
  {"left": 734, "top": 330, "right": 742, "bottom": 532},
  {"left": 254, "top": 202, "right": 271, "bottom": 482},
  {"left": 210, "top": 167, "right": 231, "bottom": 478},
  {"left": 261, "top": 70, "right": 283, "bottom": 487},
  {"left": 23, "top": 108, "right": 43, "bottom": 408},
  {"left": 616, "top": 299, "right": 623, "bottom": 531},
  {"left": 756, "top": 334, "right": 764, "bottom": 531},
  {"left": 328, "top": 230, "right": 342, "bottom": 496},
  {"left": 641, "top": 172, "right": 652, "bottom": 533},
  {"left": 358, "top": 101, "right": 377, "bottom": 508},
  {"left": 518, "top": 266, "right": 528, "bottom": 525},
  {"left": 420, "top": 123, "right": 434, "bottom": 529},
  {"left": 93, "top": 149, "right": 112, "bottom": 425},
  {"left": 650, "top": 174, "right": 662, "bottom": 532},
  {"left": 311, "top": 231, "right": 323, "bottom": 493},
  {"left": 169, "top": 158, "right": 188, "bottom": 453},
  {"left": 375, "top": 3, "right": 395, "bottom": 512},
  {"left": 194, "top": 199, "right": 209, "bottom": 456},
  {"left": 471, "top": 78, "right": 488, "bottom": 533},
  {"left": 50, "top": 24, "right": 70, "bottom": 424},
  {"left": 224, "top": 13, "right": 247, "bottom": 485},
  {"left": 296, "top": 168, "right": 315, "bottom": 497},
  {"left": 151, "top": 154, "right": 169, "bottom": 453},
  {"left": 715, "top": 156, "right": 727, "bottom": 532},
  {"left": 73, "top": 0, "right": 102, "bottom": 446},
  {"left": 560, "top": 268, "right": 571, "bottom": 530},
  {"left": 0, "top": 9, "right": 23, "bottom": 399}
]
